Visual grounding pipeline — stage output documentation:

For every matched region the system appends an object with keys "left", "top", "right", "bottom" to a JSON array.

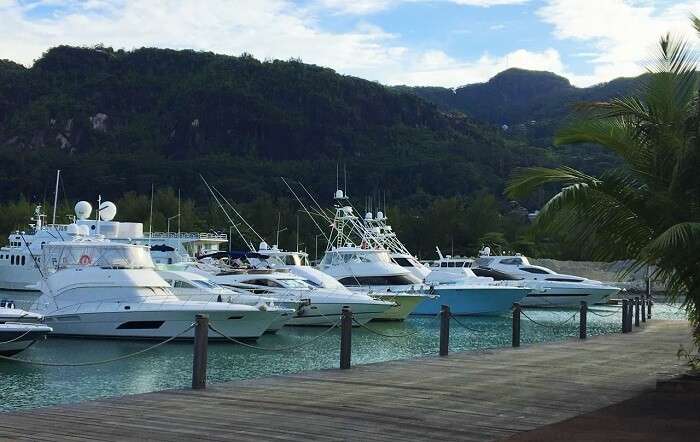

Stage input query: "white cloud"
[
  {"left": 317, "top": 0, "right": 529, "bottom": 15},
  {"left": 0, "top": 0, "right": 407, "bottom": 77},
  {"left": 387, "top": 48, "right": 568, "bottom": 86},
  {"left": 538, "top": 0, "right": 700, "bottom": 85}
]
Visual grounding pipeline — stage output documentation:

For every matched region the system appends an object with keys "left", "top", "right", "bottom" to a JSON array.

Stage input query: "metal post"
[
  {"left": 579, "top": 301, "right": 587, "bottom": 339},
  {"left": 634, "top": 297, "right": 640, "bottom": 327},
  {"left": 621, "top": 299, "right": 628, "bottom": 333},
  {"left": 512, "top": 303, "right": 521, "bottom": 348},
  {"left": 340, "top": 307, "right": 352, "bottom": 369},
  {"left": 439, "top": 305, "right": 450, "bottom": 357},
  {"left": 641, "top": 296, "right": 646, "bottom": 323},
  {"left": 648, "top": 298, "right": 652, "bottom": 319},
  {"left": 192, "top": 314, "right": 209, "bottom": 390},
  {"left": 628, "top": 299, "right": 634, "bottom": 331}
]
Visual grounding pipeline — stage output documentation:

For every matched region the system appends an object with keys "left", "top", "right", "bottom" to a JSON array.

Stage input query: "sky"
[{"left": 0, "top": 0, "right": 698, "bottom": 88}]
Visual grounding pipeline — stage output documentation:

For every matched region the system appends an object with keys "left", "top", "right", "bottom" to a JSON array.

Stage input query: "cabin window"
[
  {"left": 546, "top": 277, "right": 585, "bottom": 283},
  {"left": 440, "top": 262, "right": 447, "bottom": 267},
  {"left": 10, "top": 255, "right": 14, "bottom": 265},
  {"left": 21, "top": 256, "right": 25, "bottom": 266},
  {"left": 521, "top": 267, "right": 549, "bottom": 274},
  {"left": 392, "top": 257, "right": 414, "bottom": 267},
  {"left": 173, "top": 280, "right": 196, "bottom": 289},
  {"left": 499, "top": 258, "right": 523, "bottom": 265}
]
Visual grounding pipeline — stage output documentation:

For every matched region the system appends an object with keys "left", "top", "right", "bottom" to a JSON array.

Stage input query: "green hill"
[{"left": 0, "top": 47, "right": 625, "bottom": 258}]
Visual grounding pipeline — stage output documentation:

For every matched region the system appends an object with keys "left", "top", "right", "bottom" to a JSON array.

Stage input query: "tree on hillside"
[{"left": 507, "top": 18, "right": 700, "bottom": 339}]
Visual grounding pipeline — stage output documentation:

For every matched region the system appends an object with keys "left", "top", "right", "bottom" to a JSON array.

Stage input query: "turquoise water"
[{"left": 1, "top": 303, "right": 687, "bottom": 412}]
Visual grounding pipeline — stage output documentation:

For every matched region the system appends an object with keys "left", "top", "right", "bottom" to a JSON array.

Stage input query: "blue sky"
[{"left": 1, "top": 0, "right": 697, "bottom": 87}]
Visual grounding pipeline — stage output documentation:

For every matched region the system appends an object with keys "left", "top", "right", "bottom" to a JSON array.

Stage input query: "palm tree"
[{"left": 507, "top": 19, "right": 700, "bottom": 338}]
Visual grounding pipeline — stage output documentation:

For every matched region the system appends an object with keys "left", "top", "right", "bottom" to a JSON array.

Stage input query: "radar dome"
[
  {"left": 365, "top": 212, "right": 373, "bottom": 220},
  {"left": 75, "top": 201, "right": 92, "bottom": 220},
  {"left": 334, "top": 190, "right": 344, "bottom": 199},
  {"left": 259, "top": 241, "right": 269, "bottom": 250},
  {"left": 99, "top": 201, "right": 117, "bottom": 221},
  {"left": 376, "top": 211, "right": 384, "bottom": 220}
]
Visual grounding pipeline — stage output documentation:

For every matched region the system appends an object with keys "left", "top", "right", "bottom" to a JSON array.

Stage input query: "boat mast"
[{"left": 51, "top": 170, "right": 60, "bottom": 225}]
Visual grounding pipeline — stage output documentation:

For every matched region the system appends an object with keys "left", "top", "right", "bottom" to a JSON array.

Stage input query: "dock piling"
[
  {"left": 634, "top": 297, "right": 640, "bottom": 327},
  {"left": 340, "top": 307, "right": 352, "bottom": 369},
  {"left": 579, "top": 301, "right": 587, "bottom": 339},
  {"left": 641, "top": 296, "right": 646, "bottom": 322},
  {"left": 648, "top": 298, "right": 652, "bottom": 319},
  {"left": 512, "top": 303, "right": 521, "bottom": 348},
  {"left": 621, "top": 299, "right": 629, "bottom": 333},
  {"left": 439, "top": 305, "right": 450, "bottom": 356},
  {"left": 192, "top": 314, "right": 209, "bottom": 390}
]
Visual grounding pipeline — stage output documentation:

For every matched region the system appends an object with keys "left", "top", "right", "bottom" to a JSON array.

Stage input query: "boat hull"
[
  {"left": 368, "top": 293, "right": 427, "bottom": 321},
  {"left": 290, "top": 301, "right": 391, "bottom": 326},
  {"left": 42, "top": 306, "right": 276, "bottom": 340},
  {"left": 0, "top": 324, "right": 52, "bottom": 356},
  {"left": 413, "top": 286, "right": 530, "bottom": 315},
  {"left": 520, "top": 285, "right": 619, "bottom": 307}
]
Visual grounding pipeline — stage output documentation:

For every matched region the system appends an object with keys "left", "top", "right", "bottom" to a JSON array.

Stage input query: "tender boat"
[
  {"left": 32, "top": 235, "right": 281, "bottom": 340},
  {"left": 0, "top": 301, "right": 52, "bottom": 356},
  {"left": 158, "top": 269, "right": 295, "bottom": 332},
  {"left": 472, "top": 248, "right": 620, "bottom": 307}
]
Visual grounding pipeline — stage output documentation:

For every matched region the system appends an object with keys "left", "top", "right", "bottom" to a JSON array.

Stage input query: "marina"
[
  {"left": 0, "top": 318, "right": 691, "bottom": 440},
  {"left": 0, "top": 300, "right": 686, "bottom": 412}
]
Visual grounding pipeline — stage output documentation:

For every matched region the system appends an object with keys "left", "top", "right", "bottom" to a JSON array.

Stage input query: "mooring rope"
[
  {"left": 351, "top": 317, "right": 427, "bottom": 338},
  {"left": 520, "top": 310, "right": 578, "bottom": 329},
  {"left": 587, "top": 308, "right": 621, "bottom": 318},
  {"left": 448, "top": 314, "right": 494, "bottom": 333},
  {"left": 0, "top": 323, "right": 195, "bottom": 366},
  {"left": 0, "top": 328, "right": 33, "bottom": 345},
  {"left": 208, "top": 320, "right": 340, "bottom": 352}
]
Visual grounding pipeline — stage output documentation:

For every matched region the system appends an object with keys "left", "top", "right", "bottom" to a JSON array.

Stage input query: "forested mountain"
[{"left": 0, "top": 46, "right": 632, "bottom": 258}]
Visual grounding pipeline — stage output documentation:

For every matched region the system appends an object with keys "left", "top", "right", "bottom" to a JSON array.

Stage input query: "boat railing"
[{"left": 148, "top": 232, "right": 228, "bottom": 241}]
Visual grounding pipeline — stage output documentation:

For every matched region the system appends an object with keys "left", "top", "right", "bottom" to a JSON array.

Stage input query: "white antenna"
[
  {"left": 177, "top": 188, "right": 181, "bottom": 235},
  {"left": 296, "top": 215, "right": 299, "bottom": 252},
  {"left": 51, "top": 170, "right": 60, "bottom": 225},
  {"left": 336, "top": 162, "right": 339, "bottom": 190},
  {"left": 148, "top": 184, "right": 154, "bottom": 246},
  {"left": 344, "top": 165, "right": 347, "bottom": 197},
  {"left": 276, "top": 212, "right": 282, "bottom": 246},
  {"left": 200, "top": 175, "right": 256, "bottom": 251},
  {"left": 281, "top": 177, "right": 330, "bottom": 242},
  {"left": 96, "top": 194, "right": 102, "bottom": 235}
]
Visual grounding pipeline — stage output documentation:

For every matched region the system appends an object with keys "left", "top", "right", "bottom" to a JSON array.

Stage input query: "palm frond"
[{"left": 506, "top": 166, "right": 599, "bottom": 199}]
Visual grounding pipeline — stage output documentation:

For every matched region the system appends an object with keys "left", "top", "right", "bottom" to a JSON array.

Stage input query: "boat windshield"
[
  {"left": 192, "top": 279, "right": 221, "bottom": 289},
  {"left": 321, "top": 251, "right": 392, "bottom": 266},
  {"left": 280, "top": 279, "right": 312, "bottom": 289},
  {"left": 42, "top": 243, "right": 155, "bottom": 271}
]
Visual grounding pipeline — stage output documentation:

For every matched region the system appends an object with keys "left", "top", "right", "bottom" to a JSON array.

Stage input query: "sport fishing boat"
[
  {"left": 313, "top": 190, "right": 428, "bottom": 320},
  {"left": 157, "top": 269, "right": 295, "bottom": 332},
  {"left": 362, "top": 211, "right": 431, "bottom": 281},
  {"left": 31, "top": 236, "right": 281, "bottom": 340},
  {"left": 413, "top": 249, "right": 531, "bottom": 315},
  {"left": 473, "top": 248, "right": 620, "bottom": 306},
  {"left": 0, "top": 301, "right": 53, "bottom": 356}
]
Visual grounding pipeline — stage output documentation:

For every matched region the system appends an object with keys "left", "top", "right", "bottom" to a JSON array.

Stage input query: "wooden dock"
[{"left": 0, "top": 320, "right": 692, "bottom": 441}]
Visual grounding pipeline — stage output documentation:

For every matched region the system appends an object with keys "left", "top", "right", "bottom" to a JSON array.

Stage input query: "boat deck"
[{"left": 0, "top": 320, "right": 692, "bottom": 441}]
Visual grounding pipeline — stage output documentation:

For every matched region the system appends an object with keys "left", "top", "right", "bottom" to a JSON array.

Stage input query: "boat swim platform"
[{"left": 0, "top": 320, "right": 693, "bottom": 441}]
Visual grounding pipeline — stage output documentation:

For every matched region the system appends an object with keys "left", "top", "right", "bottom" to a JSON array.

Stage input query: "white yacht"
[
  {"left": 0, "top": 199, "right": 228, "bottom": 293},
  {"left": 0, "top": 301, "right": 53, "bottom": 356},
  {"left": 413, "top": 250, "right": 531, "bottom": 315},
  {"left": 315, "top": 191, "right": 428, "bottom": 320},
  {"left": 473, "top": 248, "right": 620, "bottom": 306},
  {"left": 206, "top": 268, "right": 394, "bottom": 326},
  {"left": 158, "top": 269, "right": 295, "bottom": 332},
  {"left": 32, "top": 236, "right": 281, "bottom": 340}
]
